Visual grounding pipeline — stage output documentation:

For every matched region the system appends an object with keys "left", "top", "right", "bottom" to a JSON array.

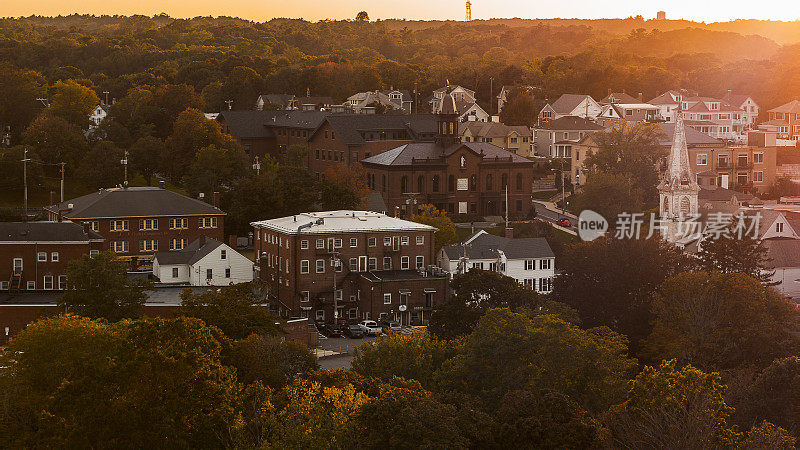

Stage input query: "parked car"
[
  {"left": 344, "top": 324, "right": 364, "bottom": 338},
  {"left": 556, "top": 217, "right": 572, "bottom": 227},
  {"left": 358, "top": 320, "right": 383, "bottom": 336},
  {"left": 326, "top": 324, "right": 344, "bottom": 338},
  {"left": 379, "top": 320, "right": 402, "bottom": 333}
]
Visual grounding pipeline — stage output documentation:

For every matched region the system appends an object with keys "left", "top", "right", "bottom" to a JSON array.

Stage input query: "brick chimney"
[
  {"left": 638, "top": 92, "right": 643, "bottom": 101},
  {"left": 229, "top": 235, "right": 238, "bottom": 248},
  {"left": 504, "top": 227, "right": 514, "bottom": 239},
  {"left": 213, "top": 191, "right": 220, "bottom": 208}
]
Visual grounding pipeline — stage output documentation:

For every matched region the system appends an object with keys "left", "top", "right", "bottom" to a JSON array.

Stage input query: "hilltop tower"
[
  {"left": 658, "top": 110, "right": 699, "bottom": 242},
  {"left": 466, "top": 1, "right": 472, "bottom": 21}
]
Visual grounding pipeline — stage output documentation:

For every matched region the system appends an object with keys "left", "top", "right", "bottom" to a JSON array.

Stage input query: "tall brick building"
[
  {"left": 45, "top": 186, "right": 225, "bottom": 268},
  {"left": 0, "top": 221, "right": 104, "bottom": 292},
  {"left": 361, "top": 90, "right": 537, "bottom": 217},
  {"left": 251, "top": 210, "right": 448, "bottom": 325}
]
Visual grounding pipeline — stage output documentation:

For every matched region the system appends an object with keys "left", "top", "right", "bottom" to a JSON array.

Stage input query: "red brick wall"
[{"left": 0, "top": 241, "right": 104, "bottom": 291}]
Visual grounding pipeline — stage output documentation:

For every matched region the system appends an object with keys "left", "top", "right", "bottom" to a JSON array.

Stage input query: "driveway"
[{"left": 314, "top": 335, "right": 376, "bottom": 370}]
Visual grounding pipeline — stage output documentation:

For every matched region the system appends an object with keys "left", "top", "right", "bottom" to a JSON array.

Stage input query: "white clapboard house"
[{"left": 152, "top": 236, "right": 253, "bottom": 286}]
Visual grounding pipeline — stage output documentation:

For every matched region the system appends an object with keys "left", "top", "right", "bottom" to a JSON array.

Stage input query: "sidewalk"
[{"left": 533, "top": 200, "right": 578, "bottom": 220}]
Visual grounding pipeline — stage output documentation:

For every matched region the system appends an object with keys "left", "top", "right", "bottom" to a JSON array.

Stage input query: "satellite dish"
[{"left": 398, "top": 305, "right": 407, "bottom": 312}]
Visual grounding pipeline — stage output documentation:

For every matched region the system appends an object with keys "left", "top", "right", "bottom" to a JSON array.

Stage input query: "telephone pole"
[
  {"left": 22, "top": 148, "right": 30, "bottom": 221},
  {"left": 102, "top": 91, "right": 110, "bottom": 105},
  {"left": 225, "top": 99, "right": 233, "bottom": 111},
  {"left": 253, "top": 156, "right": 261, "bottom": 175},
  {"left": 121, "top": 150, "right": 129, "bottom": 187},
  {"left": 59, "top": 162, "right": 65, "bottom": 202}
]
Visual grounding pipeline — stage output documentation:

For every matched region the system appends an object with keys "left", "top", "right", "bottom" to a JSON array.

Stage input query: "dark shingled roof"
[
  {"left": 153, "top": 236, "right": 224, "bottom": 265},
  {"left": 360, "top": 142, "right": 532, "bottom": 167},
  {"left": 658, "top": 123, "right": 723, "bottom": 147},
  {"left": 47, "top": 187, "right": 224, "bottom": 219},
  {"left": 0, "top": 221, "right": 104, "bottom": 242},
  {"left": 442, "top": 230, "right": 554, "bottom": 260},
  {"left": 550, "top": 94, "right": 594, "bottom": 114},
  {"left": 313, "top": 114, "right": 437, "bottom": 147},
  {"left": 538, "top": 115, "right": 605, "bottom": 131},
  {"left": 762, "top": 239, "right": 800, "bottom": 269},
  {"left": 218, "top": 110, "right": 329, "bottom": 139}
]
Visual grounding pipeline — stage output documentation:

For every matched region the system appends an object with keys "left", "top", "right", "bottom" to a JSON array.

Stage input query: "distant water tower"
[
  {"left": 466, "top": 0, "right": 472, "bottom": 21},
  {"left": 657, "top": 11, "right": 666, "bottom": 20}
]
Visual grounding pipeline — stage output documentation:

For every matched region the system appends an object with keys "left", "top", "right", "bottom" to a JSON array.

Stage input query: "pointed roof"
[
  {"left": 440, "top": 91, "right": 458, "bottom": 115},
  {"left": 660, "top": 113, "right": 698, "bottom": 191}
]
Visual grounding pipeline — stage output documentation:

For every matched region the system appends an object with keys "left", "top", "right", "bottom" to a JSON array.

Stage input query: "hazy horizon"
[{"left": 2, "top": 0, "right": 800, "bottom": 23}]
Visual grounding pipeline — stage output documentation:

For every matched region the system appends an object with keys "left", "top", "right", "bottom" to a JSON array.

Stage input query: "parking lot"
[{"left": 314, "top": 334, "right": 376, "bottom": 370}]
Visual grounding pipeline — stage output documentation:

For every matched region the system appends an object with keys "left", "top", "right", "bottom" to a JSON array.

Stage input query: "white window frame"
[
  {"left": 400, "top": 236, "right": 410, "bottom": 246},
  {"left": 301, "top": 260, "right": 310, "bottom": 274},
  {"left": 416, "top": 236, "right": 424, "bottom": 245},
  {"left": 301, "top": 240, "right": 309, "bottom": 250},
  {"left": 27, "top": 280, "right": 36, "bottom": 290},
  {"left": 51, "top": 252, "right": 59, "bottom": 262},
  {"left": 316, "top": 259, "right": 325, "bottom": 273},
  {"left": 416, "top": 255, "right": 424, "bottom": 269},
  {"left": 301, "top": 291, "right": 310, "bottom": 302},
  {"left": 172, "top": 267, "right": 179, "bottom": 278},
  {"left": 58, "top": 275, "right": 67, "bottom": 290},
  {"left": 383, "top": 257, "right": 392, "bottom": 270},
  {"left": 368, "top": 257, "right": 377, "bottom": 271},
  {"left": 383, "top": 236, "right": 391, "bottom": 246},
  {"left": 696, "top": 154, "right": 707, "bottom": 165},
  {"left": 350, "top": 238, "right": 358, "bottom": 247},
  {"left": 43, "top": 275, "right": 54, "bottom": 290},
  {"left": 37, "top": 252, "right": 47, "bottom": 262},
  {"left": 316, "top": 239, "right": 325, "bottom": 249},
  {"left": 401, "top": 256, "right": 410, "bottom": 270},
  {"left": 368, "top": 237, "right": 377, "bottom": 247},
  {"left": 383, "top": 293, "right": 392, "bottom": 304}
]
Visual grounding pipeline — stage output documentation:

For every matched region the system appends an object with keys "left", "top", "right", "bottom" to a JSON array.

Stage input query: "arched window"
[
  {"left": 486, "top": 174, "right": 493, "bottom": 191},
  {"left": 501, "top": 173, "right": 508, "bottom": 190},
  {"left": 680, "top": 196, "right": 690, "bottom": 215},
  {"left": 470, "top": 175, "right": 477, "bottom": 191},
  {"left": 401, "top": 176, "right": 408, "bottom": 193},
  {"left": 417, "top": 175, "right": 425, "bottom": 193},
  {"left": 516, "top": 173, "right": 523, "bottom": 191},
  {"left": 432, "top": 175, "right": 440, "bottom": 193},
  {"left": 448, "top": 175, "right": 455, "bottom": 192}
]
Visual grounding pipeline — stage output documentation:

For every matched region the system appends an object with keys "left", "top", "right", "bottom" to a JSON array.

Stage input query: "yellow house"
[{"left": 460, "top": 122, "right": 534, "bottom": 156}]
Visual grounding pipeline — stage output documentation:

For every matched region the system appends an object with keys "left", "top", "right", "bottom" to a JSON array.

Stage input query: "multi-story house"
[
  {"left": 537, "top": 94, "right": 603, "bottom": 125},
  {"left": 533, "top": 116, "right": 605, "bottom": 158},
  {"left": 251, "top": 210, "right": 448, "bottom": 325},
  {"left": 437, "top": 229, "right": 555, "bottom": 293},
  {"left": 152, "top": 236, "right": 253, "bottom": 286},
  {"left": 722, "top": 91, "right": 759, "bottom": 126},
  {"left": 430, "top": 85, "right": 490, "bottom": 122},
  {"left": 45, "top": 186, "right": 225, "bottom": 269},
  {"left": 689, "top": 140, "right": 778, "bottom": 194},
  {"left": 346, "top": 89, "right": 414, "bottom": 114},
  {"left": 648, "top": 90, "right": 684, "bottom": 123},
  {"left": 0, "top": 221, "right": 104, "bottom": 292},
  {"left": 460, "top": 121, "right": 533, "bottom": 156},
  {"left": 597, "top": 92, "right": 658, "bottom": 125},
  {"left": 306, "top": 114, "right": 437, "bottom": 176},
  {"left": 681, "top": 96, "right": 758, "bottom": 140},
  {"left": 765, "top": 99, "right": 800, "bottom": 141},
  {"left": 361, "top": 91, "right": 537, "bottom": 218}
]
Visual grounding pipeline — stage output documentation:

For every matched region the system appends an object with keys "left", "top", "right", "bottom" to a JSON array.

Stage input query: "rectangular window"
[
  {"left": 383, "top": 236, "right": 391, "bottom": 246},
  {"left": 368, "top": 257, "right": 377, "bottom": 271},
  {"left": 206, "top": 269, "right": 213, "bottom": 279},
  {"left": 316, "top": 239, "right": 325, "bottom": 249},
  {"left": 334, "top": 258, "right": 342, "bottom": 272},
  {"left": 170, "top": 238, "right": 187, "bottom": 251},
  {"left": 334, "top": 238, "right": 342, "bottom": 249},
  {"left": 139, "top": 218, "right": 158, "bottom": 230},
  {"left": 112, "top": 241, "right": 129, "bottom": 253},
  {"left": 400, "top": 236, "right": 409, "bottom": 246},
  {"left": 301, "top": 291, "right": 310, "bottom": 302},
  {"left": 51, "top": 252, "right": 59, "bottom": 262},
  {"left": 225, "top": 268, "right": 231, "bottom": 278},
  {"left": 316, "top": 259, "right": 325, "bottom": 273},
  {"left": 525, "top": 260, "right": 534, "bottom": 270},
  {"left": 350, "top": 238, "right": 358, "bottom": 247},
  {"left": 172, "top": 267, "right": 179, "bottom": 278},
  {"left": 85, "top": 221, "right": 99, "bottom": 232},
  {"left": 696, "top": 154, "right": 707, "bottom": 165},
  {"left": 753, "top": 152, "right": 764, "bottom": 164},
  {"left": 139, "top": 239, "right": 158, "bottom": 252},
  {"left": 776, "top": 222, "right": 784, "bottom": 233},
  {"left": 753, "top": 171, "right": 763, "bottom": 183},
  {"left": 540, "top": 259, "right": 552, "bottom": 270},
  {"left": 58, "top": 275, "right": 67, "bottom": 290},
  {"left": 37, "top": 252, "right": 47, "bottom": 262},
  {"left": 383, "top": 257, "right": 392, "bottom": 270},
  {"left": 200, "top": 217, "right": 218, "bottom": 228},
  {"left": 220, "top": 249, "right": 227, "bottom": 260},
  {"left": 416, "top": 255, "right": 424, "bottom": 269},
  {"left": 383, "top": 293, "right": 392, "bottom": 304},
  {"left": 110, "top": 220, "right": 129, "bottom": 231},
  {"left": 43, "top": 275, "right": 53, "bottom": 290},
  {"left": 349, "top": 258, "right": 358, "bottom": 271},
  {"left": 416, "top": 236, "right": 424, "bottom": 245},
  {"left": 301, "top": 260, "right": 310, "bottom": 274},
  {"left": 316, "top": 310, "right": 325, "bottom": 321},
  {"left": 368, "top": 237, "right": 377, "bottom": 247},
  {"left": 90, "top": 250, "right": 99, "bottom": 257},
  {"left": 401, "top": 256, "right": 409, "bottom": 270},
  {"left": 27, "top": 281, "right": 35, "bottom": 290},
  {"left": 300, "top": 240, "right": 309, "bottom": 249}
]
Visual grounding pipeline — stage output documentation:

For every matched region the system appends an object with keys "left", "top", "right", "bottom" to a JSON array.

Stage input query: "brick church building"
[{"left": 360, "top": 89, "right": 537, "bottom": 217}]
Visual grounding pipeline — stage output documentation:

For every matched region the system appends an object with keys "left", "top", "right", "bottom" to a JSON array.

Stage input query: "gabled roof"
[
  {"left": 217, "top": 110, "right": 329, "bottom": 139},
  {"left": 600, "top": 92, "right": 640, "bottom": 104},
  {"left": 459, "top": 121, "right": 531, "bottom": 138},
  {"left": 648, "top": 91, "right": 682, "bottom": 105},
  {"left": 537, "top": 115, "right": 605, "bottom": 131},
  {"left": 769, "top": 100, "right": 800, "bottom": 114},
  {"left": 153, "top": 236, "right": 224, "bottom": 266},
  {"left": 46, "top": 187, "right": 224, "bottom": 219},
  {"left": 312, "top": 114, "right": 436, "bottom": 147},
  {"left": 259, "top": 94, "right": 294, "bottom": 108},
  {"left": 360, "top": 142, "right": 532, "bottom": 167},
  {"left": 550, "top": 94, "right": 596, "bottom": 114},
  {"left": 0, "top": 221, "right": 104, "bottom": 242},
  {"left": 657, "top": 123, "right": 723, "bottom": 147},
  {"left": 762, "top": 239, "right": 800, "bottom": 269},
  {"left": 721, "top": 92, "right": 754, "bottom": 108},
  {"left": 442, "top": 229, "right": 554, "bottom": 260}
]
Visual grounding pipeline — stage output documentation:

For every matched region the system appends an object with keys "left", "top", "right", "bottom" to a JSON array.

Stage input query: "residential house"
[
  {"left": 437, "top": 229, "right": 555, "bottom": 293},
  {"left": 460, "top": 121, "right": 533, "bottom": 156},
  {"left": 681, "top": 96, "right": 758, "bottom": 141},
  {"left": 430, "top": 85, "right": 490, "bottom": 122},
  {"left": 251, "top": 210, "right": 449, "bottom": 324},
  {"left": 597, "top": 91, "right": 658, "bottom": 125},
  {"left": 256, "top": 94, "right": 295, "bottom": 110},
  {"left": 0, "top": 221, "right": 104, "bottom": 293},
  {"left": 44, "top": 186, "right": 225, "bottom": 269},
  {"left": 533, "top": 116, "right": 605, "bottom": 158},
  {"left": 89, "top": 104, "right": 109, "bottom": 127},
  {"left": 648, "top": 90, "right": 684, "bottom": 123},
  {"left": 537, "top": 94, "right": 603, "bottom": 125},
  {"left": 361, "top": 91, "right": 537, "bottom": 218},
  {"left": 721, "top": 91, "right": 759, "bottom": 126},
  {"left": 255, "top": 94, "right": 335, "bottom": 111},
  {"left": 346, "top": 89, "right": 414, "bottom": 114},
  {"left": 153, "top": 236, "right": 253, "bottom": 286},
  {"left": 764, "top": 99, "right": 800, "bottom": 141},
  {"left": 689, "top": 134, "right": 778, "bottom": 194}
]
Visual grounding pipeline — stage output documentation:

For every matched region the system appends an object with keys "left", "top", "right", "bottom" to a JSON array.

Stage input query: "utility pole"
[
  {"left": 22, "top": 148, "right": 30, "bottom": 222},
  {"left": 504, "top": 184, "right": 509, "bottom": 225},
  {"left": 560, "top": 158, "right": 566, "bottom": 216},
  {"left": 103, "top": 91, "right": 110, "bottom": 105},
  {"left": 253, "top": 156, "right": 261, "bottom": 175},
  {"left": 414, "top": 81, "right": 418, "bottom": 114},
  {"left": 489, "top": 77, "right": 494, "bottom": 116},
  {"left": 59, "top": 162, "right": 65, "bottom": 202},
  {"left": 225, "top": 99, "right": 233, "bottom": 111},
  {"left": 331, "top": 250, "right": 340, "bottom": 323},
  {"left": 121, "top": 150, "right": 129, "bottom": 187}
]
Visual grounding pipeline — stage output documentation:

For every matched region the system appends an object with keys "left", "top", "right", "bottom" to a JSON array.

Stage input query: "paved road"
[
  {"left": 314, "top": 335, "right": 376, "bottom": 371},
  {"left": 533, "top": 202, "right": 578, "bottom": 233}
]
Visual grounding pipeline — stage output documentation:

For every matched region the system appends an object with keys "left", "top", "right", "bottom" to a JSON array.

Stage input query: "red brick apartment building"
[
  {"left": 0, "top": 221, "right": 105, "bottom": 293},
  {"left": 44, "top": 186, "right": 225, "bottom": 268},
  {"left": 217, "top": 110, "right": 329, "bottom": 161},
  {"left": 361, "top": 91, "right": 537, "bottom": 217},
  {"left": 251, "top": 210, "right": 448, "bottom": 325}
]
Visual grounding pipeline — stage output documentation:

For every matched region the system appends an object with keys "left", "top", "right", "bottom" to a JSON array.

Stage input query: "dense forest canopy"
[{"left": 0, "top": 15, "right": 797, "bottom": 120}]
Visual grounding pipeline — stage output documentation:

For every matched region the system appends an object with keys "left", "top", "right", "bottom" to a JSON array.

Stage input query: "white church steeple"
[{"left": 658, "top": 111, "right": 699, "bottom": 240}]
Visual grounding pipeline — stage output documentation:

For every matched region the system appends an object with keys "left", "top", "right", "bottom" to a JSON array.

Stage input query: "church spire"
[{"left": 660, "top": 110, "right": 698, "bottom": 191}]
